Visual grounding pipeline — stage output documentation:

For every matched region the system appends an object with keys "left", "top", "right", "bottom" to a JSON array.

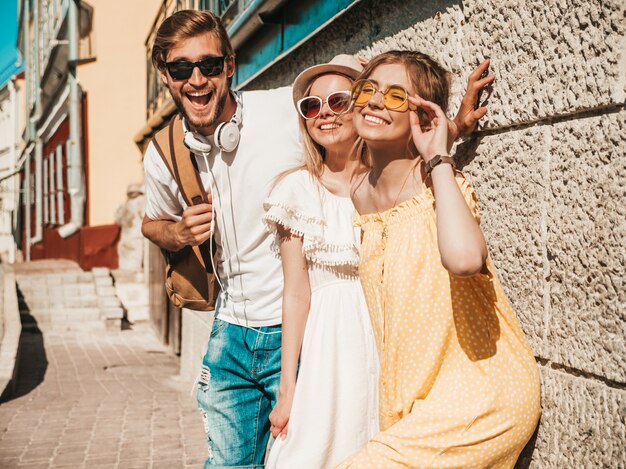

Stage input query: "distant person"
[{"left": 114, "top": 183, "right": 145, "bottom": 272}]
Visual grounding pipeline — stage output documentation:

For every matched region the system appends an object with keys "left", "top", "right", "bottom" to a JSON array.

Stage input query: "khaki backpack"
[{"left": 151, "top": 114, "right": 218, "bottom": 311}]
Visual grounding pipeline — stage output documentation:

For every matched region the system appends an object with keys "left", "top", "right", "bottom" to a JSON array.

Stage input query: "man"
[
  {"left": 142, "top": 9, "right": 300, "bottom": 468},
  {"left": 142, "top": 9, "right": 492, "bottom": 468}
]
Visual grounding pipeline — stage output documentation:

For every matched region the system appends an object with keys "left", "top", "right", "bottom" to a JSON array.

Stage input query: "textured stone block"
[
  {"left": 517, "top": 366, "right": 626, "bottom": 468},
  {"left": 455, "top": 127, "right": 547, "bottom": 356},
  {"left": 462, "top": 0, "right": 626, "bottom": 128},
  {"left": 546, "top": 111, "right": 626, "bottom": 382}
]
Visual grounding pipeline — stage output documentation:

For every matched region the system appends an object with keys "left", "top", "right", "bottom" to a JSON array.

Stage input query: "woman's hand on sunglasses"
[
  {"left": 408, "top": 96, "right": 449, "bottom": 163},
  {"left": 451, "top": 58, "right": 496, "bottom": 139}
]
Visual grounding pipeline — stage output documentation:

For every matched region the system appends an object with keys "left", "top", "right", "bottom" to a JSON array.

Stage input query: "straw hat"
[{"left": 292, "top": 54, "right": 363, "bottom": 105}]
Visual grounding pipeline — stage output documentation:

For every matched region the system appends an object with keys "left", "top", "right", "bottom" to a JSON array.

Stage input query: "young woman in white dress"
[
  {"left": 263, "top": 54, "right": 493, "bottom": 468},
  {"left": 263, "top": 55, "right": 379, "bottom": 468}
]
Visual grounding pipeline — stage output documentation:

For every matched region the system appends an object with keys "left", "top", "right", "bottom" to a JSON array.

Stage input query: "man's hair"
[{"left": 151, "top": 10, "right": 234, "bottom": 70}]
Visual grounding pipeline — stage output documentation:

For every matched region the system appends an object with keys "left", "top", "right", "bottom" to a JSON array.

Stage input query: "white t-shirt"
[{"left": 144, "top": 86, "right": 303, "bottom": 326}]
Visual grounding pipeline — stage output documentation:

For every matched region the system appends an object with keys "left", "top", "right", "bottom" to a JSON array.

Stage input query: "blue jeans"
[{"left": 197, "top": 316, "right": 282, "bottom": 468}]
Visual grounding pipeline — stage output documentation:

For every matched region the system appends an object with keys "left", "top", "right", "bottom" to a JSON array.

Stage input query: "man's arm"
[{"left": 142, "top": 198, "right": 213, "bottom": 252}]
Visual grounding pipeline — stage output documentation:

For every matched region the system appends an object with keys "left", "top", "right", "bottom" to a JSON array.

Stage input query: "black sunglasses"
[{"left": 165, "top": 56, "right": 226, "bottom": 80}]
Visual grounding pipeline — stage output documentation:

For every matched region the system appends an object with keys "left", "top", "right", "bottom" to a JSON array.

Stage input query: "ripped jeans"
[{"left": 197, "top": 316, "right": 282, "bottom": 468}]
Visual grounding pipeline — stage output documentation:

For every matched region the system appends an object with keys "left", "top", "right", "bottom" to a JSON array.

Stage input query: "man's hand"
[
  {"left": 142, "top": 193, "right": 213, "bottom": 252},
  {"left": 174, "top": 195, "right": 213, "bottom": 247},
  {"left": 452, "top": 58, "right": 496, "bottom": 139}
]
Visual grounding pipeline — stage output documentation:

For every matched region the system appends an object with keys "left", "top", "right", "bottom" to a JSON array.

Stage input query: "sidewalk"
[{"left": 0, "top": 263, "right": 207, "bottom": 468}]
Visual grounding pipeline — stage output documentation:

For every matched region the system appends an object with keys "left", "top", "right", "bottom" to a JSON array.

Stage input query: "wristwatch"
[{"left": 425, "top": 154, "right": 456, "bottom": 175}]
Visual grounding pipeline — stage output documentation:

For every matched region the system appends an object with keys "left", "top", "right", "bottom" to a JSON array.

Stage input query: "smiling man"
[{"left": 141, "top": 10, "right": 301, "bottom": 468}]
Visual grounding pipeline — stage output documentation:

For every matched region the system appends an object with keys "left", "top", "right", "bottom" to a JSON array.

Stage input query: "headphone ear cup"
[
  {"left": 215, "top": 121, "right": 240, "bottom": 153},
  {"left": 184, "top": 131, "right": 212, "bottom": 153}
]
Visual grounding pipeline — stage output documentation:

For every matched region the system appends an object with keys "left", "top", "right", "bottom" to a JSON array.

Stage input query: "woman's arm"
[
  {"left": 269, "top": 225, "right": 311, "bottom": 439},
  {"left": 409, "top": 96, "right": 488, "bottom": 276}
]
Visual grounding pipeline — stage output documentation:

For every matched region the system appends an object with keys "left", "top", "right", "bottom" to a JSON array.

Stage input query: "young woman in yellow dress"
[{"left": 337, "top": 50, "right": 541, "bottom": 468}]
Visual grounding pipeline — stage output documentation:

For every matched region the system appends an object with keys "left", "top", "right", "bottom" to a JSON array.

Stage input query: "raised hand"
[
  {"left": 409, "top": 96, "right": 449, "bottom": 162},
  {"left": 452, "top": 58, "right": 496, "bottom": 139}
]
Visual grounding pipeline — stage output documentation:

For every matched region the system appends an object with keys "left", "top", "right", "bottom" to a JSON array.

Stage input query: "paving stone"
[{"left": 0, "top": 273, "right": 204, "bottom": 468}]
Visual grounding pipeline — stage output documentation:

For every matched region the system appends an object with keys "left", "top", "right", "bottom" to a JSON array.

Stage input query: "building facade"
[
  {"left": 16, "top": 0, "right": 155, "bottom": 270},
  {"left": 139, "top": 0, "right": 626, "bottom": 466},
  {"left": 0, "top": 73, "right": 26, "bottom": 264}
]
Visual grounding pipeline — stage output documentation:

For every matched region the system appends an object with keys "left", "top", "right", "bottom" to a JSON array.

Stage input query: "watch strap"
[{"left": 425, "top": 155, "right": 456, "bottom": 174}]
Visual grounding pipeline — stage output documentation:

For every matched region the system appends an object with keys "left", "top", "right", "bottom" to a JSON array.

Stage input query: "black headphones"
[{"left": 183, "top": 92, "right": 242, "bottom": 154}]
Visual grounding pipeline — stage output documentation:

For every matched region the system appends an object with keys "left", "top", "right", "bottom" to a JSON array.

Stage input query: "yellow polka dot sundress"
[{"left": 337, "top": 173, "right": 541, "bottom": 469}]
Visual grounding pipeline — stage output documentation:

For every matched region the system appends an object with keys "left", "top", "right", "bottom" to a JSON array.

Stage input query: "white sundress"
[{"left": 263, "top": 169, "right": 379, "bottom": 469}]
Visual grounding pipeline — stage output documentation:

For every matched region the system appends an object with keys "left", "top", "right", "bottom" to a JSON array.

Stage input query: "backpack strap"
[
  {"left": 151, "top": 115, "right": 214, "bottom": 275},
  {"left": 153, "top": 115, "right": 208, "bottom": 206}
]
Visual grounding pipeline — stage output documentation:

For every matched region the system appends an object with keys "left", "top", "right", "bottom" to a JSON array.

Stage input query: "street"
[{"left": 0, "top": 279, "right": 207, "bottom": 468}]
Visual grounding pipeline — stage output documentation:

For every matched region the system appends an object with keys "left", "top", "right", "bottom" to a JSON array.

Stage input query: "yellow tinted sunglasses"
[{"left": 351, "top": 79, "right": 410, "bottom": 112}]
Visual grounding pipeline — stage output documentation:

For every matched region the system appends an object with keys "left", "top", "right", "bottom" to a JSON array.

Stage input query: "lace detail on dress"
[{"left": 263, "top": 170, "right": 360, "bottom": 267}]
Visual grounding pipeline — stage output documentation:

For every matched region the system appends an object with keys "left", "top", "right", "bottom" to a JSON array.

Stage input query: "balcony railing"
[{"left": 39, "top": 0, "right": 69, "bottom": 79}]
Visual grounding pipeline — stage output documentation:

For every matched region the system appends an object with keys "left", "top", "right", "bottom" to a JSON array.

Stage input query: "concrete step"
[{"left": 13, "top": 261, "right": 130, "bottom": 331}]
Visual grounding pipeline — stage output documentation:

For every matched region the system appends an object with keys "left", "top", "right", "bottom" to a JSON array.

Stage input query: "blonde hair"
[{"left": 275, "top": 73, "right": 369, "bottom": 188}]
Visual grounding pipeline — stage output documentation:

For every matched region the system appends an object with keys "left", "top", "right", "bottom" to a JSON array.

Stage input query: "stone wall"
[{"left": 246, "top": 0, "right": 626, "bottom": 466}]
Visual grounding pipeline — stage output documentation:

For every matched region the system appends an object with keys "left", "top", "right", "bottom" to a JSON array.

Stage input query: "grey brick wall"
[{"left": 245, "top": 0, "right": 626, "bottom": 466}]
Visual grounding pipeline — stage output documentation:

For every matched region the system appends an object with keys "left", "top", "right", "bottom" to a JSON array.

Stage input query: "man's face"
[{"left": 160, "top": 33, "right": 234, "bottom": 134}]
